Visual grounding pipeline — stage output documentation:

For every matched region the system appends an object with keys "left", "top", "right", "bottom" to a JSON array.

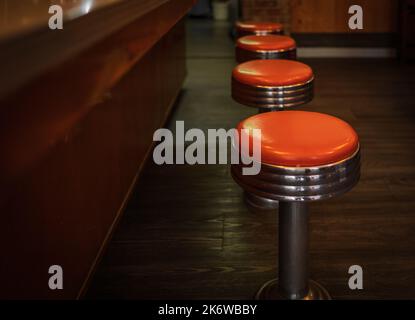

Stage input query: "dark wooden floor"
[{"left": 86, "top": 19, "right": 415, "bottom": 300}]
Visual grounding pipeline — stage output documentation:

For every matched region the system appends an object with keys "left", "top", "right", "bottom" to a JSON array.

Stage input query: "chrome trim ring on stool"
[
  {"left": 231, "top": 149, "right": 360, "bottom": 203},
  {"left": 231, "top": 111, "right": 361, "bottom": 300},
  {"left": 236, "top": 48, "right": 297, "bottom": 63},
  {"left": 232, "top": 77, "right": 314, "bottom": 112},
  {"left": 236, "top": 35, "right": 297, "bottom": 63}
]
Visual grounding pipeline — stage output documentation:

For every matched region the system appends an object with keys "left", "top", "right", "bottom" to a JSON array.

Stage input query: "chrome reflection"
[
  {"left": 232, "top": 148, "right": 361, "bottom": 202},
  {"left": 236, "top": 46, "right": 297, "bottom": 63},
  {"left": 232, "top": 77, "right": 314, "bottom": 110}
]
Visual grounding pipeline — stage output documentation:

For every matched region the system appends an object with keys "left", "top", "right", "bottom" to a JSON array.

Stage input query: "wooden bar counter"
[{"left": 0, "top": 0, "right": 194, "bottom": 299}]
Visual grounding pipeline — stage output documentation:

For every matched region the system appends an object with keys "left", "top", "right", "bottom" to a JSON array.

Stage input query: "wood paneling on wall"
[
  {"left": 291, "top": 0, "right": 398, "bottom": 33},
  {"left": 240, "top": 0, "right": 292, "bottom": 33}
]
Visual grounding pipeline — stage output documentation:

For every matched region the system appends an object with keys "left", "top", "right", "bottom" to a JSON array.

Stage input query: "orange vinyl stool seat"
[
  {"left": 236, "top": 35, "right": 297, "bottom": 63},
  {"left": 236, "top": 21, "right": 284, "bottom": 38},
  {"left": 232, "top": 60, "right": 314, "bottom": 111},
  {"left": 238, "top": 111, "right": 359, "bottom": 167},
  {"left": 231, "top": 111, "right": 361, "bottom": 300}
]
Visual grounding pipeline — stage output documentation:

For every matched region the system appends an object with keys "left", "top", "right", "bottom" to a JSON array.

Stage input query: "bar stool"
[
  {"left": 236, "top": 21, "right": 284, "bottom": 39},
  {"left": 231, "top": 111, "right": 361, "bottom": 300},
  {"left": 232, "top": 60, "right": 314, "bottom": 112},
  {"left": 236, "top": 35, "right": 297, "bottom": 63}
]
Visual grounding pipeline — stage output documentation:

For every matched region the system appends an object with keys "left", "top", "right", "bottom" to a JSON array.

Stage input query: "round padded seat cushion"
[
  {"left": 232, "top": 60, "right": 313, "bottom": 87},
  {"left": 237, "top": 35, "right": 296, "bottom": 51},
  {"left": 236, "top": 21, "right": 283, "bottom": 32},
  {"left": 237, "top": 111, "right": 359, "bottom": 167}
]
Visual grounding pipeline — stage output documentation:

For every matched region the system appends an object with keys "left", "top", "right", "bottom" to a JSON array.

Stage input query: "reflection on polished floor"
[{"left": 86, "top": 18, "right": 415, "bottom": 299}]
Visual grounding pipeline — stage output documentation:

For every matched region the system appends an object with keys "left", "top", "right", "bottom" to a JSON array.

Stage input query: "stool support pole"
[{"left": 278, "top": 201, "right": 309, "bottom": 299}]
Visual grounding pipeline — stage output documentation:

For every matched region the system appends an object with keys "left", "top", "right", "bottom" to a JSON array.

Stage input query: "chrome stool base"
[
  {"left": 244, "top": 191, "right": 279, "bottom": 212},
  {"left": 255, "top": 279, "right": 331, "bottom": 300}
]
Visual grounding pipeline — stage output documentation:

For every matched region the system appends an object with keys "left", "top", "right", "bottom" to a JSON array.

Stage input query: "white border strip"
[{"left": 297, "top": 47, "right": 396, "bottom": 58}]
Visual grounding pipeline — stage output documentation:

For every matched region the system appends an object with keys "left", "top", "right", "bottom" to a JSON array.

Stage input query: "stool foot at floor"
[{"left": 255, "top": 279, "right": 331, "bottom": 300}]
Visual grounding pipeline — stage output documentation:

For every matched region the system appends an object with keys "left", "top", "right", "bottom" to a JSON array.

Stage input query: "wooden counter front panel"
[{"left": 0, "top": 16, "right": 187, "bottom": 299}]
